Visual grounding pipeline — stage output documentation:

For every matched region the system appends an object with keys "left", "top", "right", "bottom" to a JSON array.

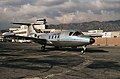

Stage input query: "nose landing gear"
[{"left": 81, "top": 45, "right": 86, "bottom": 54}]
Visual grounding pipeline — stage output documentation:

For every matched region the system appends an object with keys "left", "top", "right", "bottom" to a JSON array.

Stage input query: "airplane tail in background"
[
  {"left": 27, "top": 24, "right": 37, "bottom": 37},
  {"left": 12, "top": 23, "right": 39, "bottom": 37}
]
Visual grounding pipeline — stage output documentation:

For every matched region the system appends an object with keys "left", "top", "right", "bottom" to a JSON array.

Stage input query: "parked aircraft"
[{"left": 3, "top": 22, "right": 95, "bottom": 54}]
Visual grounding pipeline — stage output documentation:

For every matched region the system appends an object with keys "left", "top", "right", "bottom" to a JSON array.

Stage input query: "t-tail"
[
  {"left": 12, "top": 22, "right": 39, "bottom": 37},
  {"left": 27, "top": 23, "right": 37, "bottom": 37}
]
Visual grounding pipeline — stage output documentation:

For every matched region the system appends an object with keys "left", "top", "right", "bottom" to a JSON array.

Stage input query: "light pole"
[{"left": 105, "top": 33, "right": 107, "bottom": 46}]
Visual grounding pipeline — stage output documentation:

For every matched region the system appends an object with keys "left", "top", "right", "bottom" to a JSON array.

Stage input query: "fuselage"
[{"left": 31, "top": 30, "right": 95, "bottom": 47}]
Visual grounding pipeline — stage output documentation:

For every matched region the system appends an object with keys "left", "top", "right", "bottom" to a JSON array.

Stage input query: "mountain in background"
[{"left": 48, "top": 20, "right": 120, "bottom": 32}]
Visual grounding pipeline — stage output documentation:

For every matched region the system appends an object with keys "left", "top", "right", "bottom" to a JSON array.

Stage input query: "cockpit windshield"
[
  {"left": 69, "top": 31, "right": 83, "bottom": 36},
  {"left": 69, "top": 32, "right": 73, "bottom": 36}
]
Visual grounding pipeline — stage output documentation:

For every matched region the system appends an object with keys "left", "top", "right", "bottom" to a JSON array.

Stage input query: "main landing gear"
[
  {"left": 81, "top": 45, "right": 86, "bottom": 54},
  {"left": 40, "top": 45, "right": 46, "bottom": 51}
]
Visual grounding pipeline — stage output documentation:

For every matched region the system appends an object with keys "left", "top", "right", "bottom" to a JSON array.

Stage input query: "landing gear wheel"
[
  {"left": 81, "top": 46, "right": 86, "bottom": 54},
  {"left": 81, "top": 49, "right": 85, "bottom": 54},
  {"left": 40, "top": 45, "right": 46, "bottom": 52}
]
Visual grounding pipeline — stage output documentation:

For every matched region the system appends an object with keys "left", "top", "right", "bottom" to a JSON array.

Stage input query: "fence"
[{"left": 94, "top": 37, "right": 120, "bottom": 46}]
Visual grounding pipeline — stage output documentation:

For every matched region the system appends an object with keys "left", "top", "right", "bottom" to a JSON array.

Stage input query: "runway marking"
[
  {"left": 70, "top": 54, "right": 93, "bottom": 71},
  {"left": 22, "top": 51, "right": 93, "bottom": 79},
  {"left": 42, "top": 54, "right": 93, "bottom": 79},
  {"left": 23, "top": 77, "right": 42, "bottom": 79},
  {"left": 71, "top": 53, "right": 79, "bottom": 55},
  {"left": 55, "top": 51, "right": 70, "bottom": 56},
  {"left": 24, "top": 55, "right": 50, "bottom": 58},
  {"left": 14, "top": 50, "right": 93, "bottom": 79},
  {"left": 60, "top": 51, "right": 67, "bottom": 54},
  {"left": 44, "top": 70, "right": 71, "bottom": 79}
]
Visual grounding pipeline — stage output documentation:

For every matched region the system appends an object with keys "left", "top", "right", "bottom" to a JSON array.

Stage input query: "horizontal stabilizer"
[
  {"left": 12, "top": 22, "right": 31, "bottom": 26},
  {"left": 37, "top": 19, "right": 46, "bottom": 21},
  {"left": 12, "top": 22, "right": 41, "bottom": 26}
]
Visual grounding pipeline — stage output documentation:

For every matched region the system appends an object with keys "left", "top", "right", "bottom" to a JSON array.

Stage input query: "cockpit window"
[
  {"left": 69, "top": 32, "right": 73, "bottom": 36},
  {"left": 73, "top": 31, "right": 83, "bottom": 36}
]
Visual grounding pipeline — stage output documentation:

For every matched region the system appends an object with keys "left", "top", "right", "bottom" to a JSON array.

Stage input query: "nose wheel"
[{"left": 81, "top": 46, "right": 86, "bottom": 54}]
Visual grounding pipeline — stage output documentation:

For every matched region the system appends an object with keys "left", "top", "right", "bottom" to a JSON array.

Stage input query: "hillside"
[{"left": 48, "top": 20, "right": 120, "bottom": 32}]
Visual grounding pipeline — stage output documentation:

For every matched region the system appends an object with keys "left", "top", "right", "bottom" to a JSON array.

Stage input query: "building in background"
[
  {"left": 83, "top": 30, "right": 120, "bottom": 38},
  {"left": 9, "top": 25, "right": 28, "bottom": 36},
  {"left": 2, "top": 19, "right": 57, "bottom": 42},
  {"left": 8, "top": 19, "right": 56, "bottom": 37},
  {"left": 83, "top": 30, "right": 120, "bottom": 46},
  {"left": 102, "top": 31, "right": 120, "bottom": 38},
  {"left": 0, "top": 31, "right": 3, "bottom": 41},
  {"left": 83, "top": 30, "right": 104, "bottom": 38}
]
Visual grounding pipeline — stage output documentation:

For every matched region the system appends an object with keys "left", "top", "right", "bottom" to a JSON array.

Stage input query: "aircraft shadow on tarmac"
[
  {"left": 85, "top": 48, "right": 109, "bottom": 53},
  {"left": 0, "top": 42, "right": 108, "bottom": 53},
  {"left": 87, "top": 60, "right": 120, "bottom": 71},
  {"left": 45, "top": 47, "right": 109, "bottom": 53},
  {"left": 0, "top": 56, "right": 84, "bottom": 72},
  {"left": 0, "top": 58, "right": 62, "bottom": 72}
]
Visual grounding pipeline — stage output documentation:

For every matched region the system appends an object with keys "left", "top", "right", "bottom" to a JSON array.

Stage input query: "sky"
[{"left": 0, "top": 0, "right": 120, "bottom": 28}]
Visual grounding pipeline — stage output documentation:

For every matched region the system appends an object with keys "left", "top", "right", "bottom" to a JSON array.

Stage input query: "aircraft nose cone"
[{"left": 90, "top": 38, "right": 95, "bottom": 44}]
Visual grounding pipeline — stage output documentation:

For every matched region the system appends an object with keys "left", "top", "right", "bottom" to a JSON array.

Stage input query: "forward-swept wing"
[{"left": 4, "top": 35, "right": 47, "bottom": 45}]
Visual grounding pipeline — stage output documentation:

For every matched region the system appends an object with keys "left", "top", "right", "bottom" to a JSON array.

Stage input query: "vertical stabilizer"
[
  {"left": 27, "top": 24, "right": 37, "bottom": 37},
  {"left": 12, "top": 22, "right": 38, "bottom": 38}
]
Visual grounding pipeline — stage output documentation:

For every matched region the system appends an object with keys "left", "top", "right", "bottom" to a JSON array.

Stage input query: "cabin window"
[
  {"left": 58, "top": 35, "right": 60, "bottom": 38},
  {"left": 54, "top": 35, "right": 57, "bottom": 39},
  {"left": 38, "top": 35, "right": 41, "bottom": 38},
  {"left": 49, "top": 33, "right": 60, "bottom": 39},
  {"left": 37, "top": 36, "right": 39, "bottom": 38},
  {"left": 34, "top": 34, "right": 37, "bottom": 37},
  {"left": 49, "top": 36, "right": 50, "bottom": 39},
  {"left": 52, "top": 35, "right": 54, "bottom": 39}
]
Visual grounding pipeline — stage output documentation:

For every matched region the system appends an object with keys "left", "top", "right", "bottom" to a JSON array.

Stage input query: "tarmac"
[{"left": 0, "top": 42, "right": 120, "bottom": 79}]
